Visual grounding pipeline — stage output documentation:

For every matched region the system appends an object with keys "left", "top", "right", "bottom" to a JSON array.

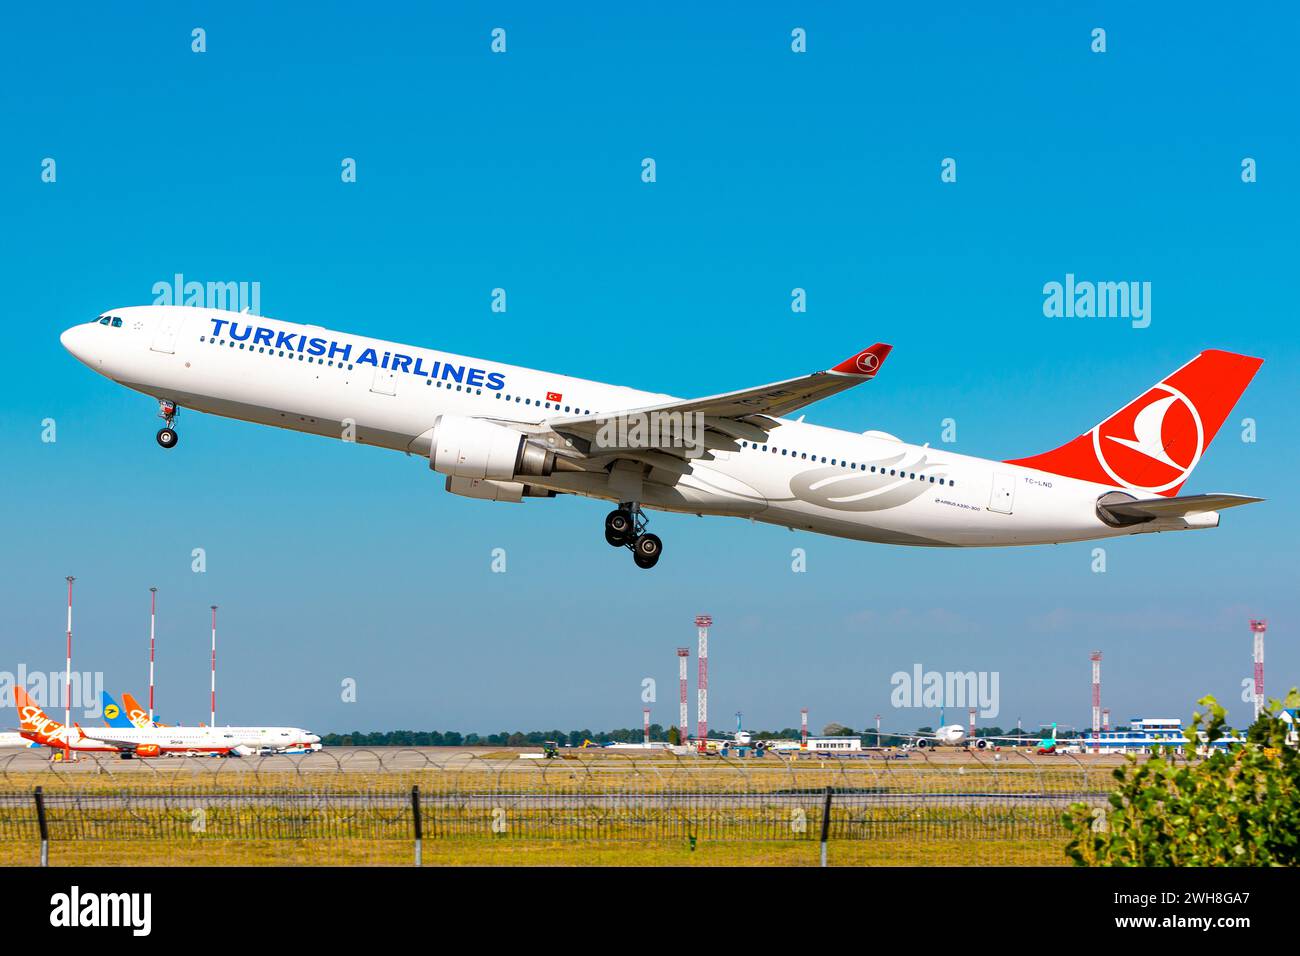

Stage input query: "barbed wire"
[{"left": 0, "top": 747, "right": 1132, "bottom": 865}]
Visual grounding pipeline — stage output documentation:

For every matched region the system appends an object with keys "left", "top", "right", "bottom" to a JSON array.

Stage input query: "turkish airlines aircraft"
[
  {"left": 14, "top": 688, "right": 320, "bottom": 758},
  {"left": 61, "top": 306, "right": 1263, "bottom": 569}
]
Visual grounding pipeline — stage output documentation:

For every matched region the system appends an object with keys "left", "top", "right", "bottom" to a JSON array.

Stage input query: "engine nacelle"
[
  {"left": 427, "top": 414, "right": 555, "bottom": 481},
  {"left": 445, "top": 476, "right": 555, "bottom": 503},
  {"left": 974, "top": 738, "right": 991, "bottom": 750}
]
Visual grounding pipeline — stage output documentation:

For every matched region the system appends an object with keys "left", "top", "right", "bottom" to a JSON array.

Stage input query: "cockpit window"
[
  {"left": 99, "top": 317, "right": 110, "bottom": 325},
  {"left": 111, "top": 317, "right": 122, "bottom": 327}
]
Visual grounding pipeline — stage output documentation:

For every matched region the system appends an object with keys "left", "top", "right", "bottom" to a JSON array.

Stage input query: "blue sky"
[{"left": 1, "top": 3, "right": 1295, "bottom": 735}]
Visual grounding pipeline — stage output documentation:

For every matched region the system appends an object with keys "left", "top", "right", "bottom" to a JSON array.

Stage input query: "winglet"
[{"left": 830, "top": 343, "right": 892, "bottom": 377}]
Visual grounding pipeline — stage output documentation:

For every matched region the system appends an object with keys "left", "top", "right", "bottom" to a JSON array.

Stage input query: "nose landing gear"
[
  {"left": 603, "top": 503, "right": 663, "bottom": 569},
  {"left": 156, "top": 400, "right": 179, "bottom": 449}
]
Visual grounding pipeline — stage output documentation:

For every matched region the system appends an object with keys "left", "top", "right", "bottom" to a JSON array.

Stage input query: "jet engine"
[
  {"left": 427, "top": 414, "right": 556, "bottom": 481},
  {"left": 445, "top": 476, "right": 556, "bottom": 503}
]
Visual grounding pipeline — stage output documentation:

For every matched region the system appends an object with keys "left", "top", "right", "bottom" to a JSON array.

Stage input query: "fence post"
[
  {"left": 34, "top": 786, "right": 48, "bottom": 867},
  {"left": 819, "top": 785, "right": 833, "bottom": 868},
  {"left": 411, "top": 785, "right": 422, "bottom": 867}
]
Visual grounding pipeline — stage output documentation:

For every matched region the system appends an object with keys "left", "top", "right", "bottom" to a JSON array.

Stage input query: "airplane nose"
[{"left": 60, "top": 324, "right": 92, "bottom": 364}]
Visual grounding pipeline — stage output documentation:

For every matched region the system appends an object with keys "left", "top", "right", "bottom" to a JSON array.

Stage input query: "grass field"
[
  {"left": 0, "top": 836, "right": 1069, "bottom": 867},
  {"left": 0, "top": 751, "right": 1115, "bottom": 866}
]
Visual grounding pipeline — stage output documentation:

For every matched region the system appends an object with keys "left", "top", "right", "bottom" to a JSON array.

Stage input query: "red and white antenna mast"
[
  {"left": 148, "top": 587, "right": 157, "bottom": 722},
  {"left": 1090, "top": 651, "right": 1102, "bottom": 737},
  {"left": 695, "top": 615, "right": 711, "bottom": 753},
  {"left": 801, "top": 707, "right": 808, "bottom": 748},
  {"left": 210, "top": 605, "right": 218, "bottom": 726},
  {"left": 1250, "top": 620, "right": 1267, "bottom": 721},
  {"left": 676, "top": 647, "right": 689, "bottom": 747},
  {"left": 643, "top": 708, "right": 651, "bottom": 746},
  {"left": 64, "top": 576, "right": 75, "bottom": 762}
]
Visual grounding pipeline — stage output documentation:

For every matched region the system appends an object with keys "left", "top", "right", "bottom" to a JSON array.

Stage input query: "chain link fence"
[{"left": 0, "top": 748, "right": 1126, "bottom": 866}]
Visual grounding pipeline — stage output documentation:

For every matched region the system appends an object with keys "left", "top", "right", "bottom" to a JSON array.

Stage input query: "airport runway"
[{"left": 0, "top": 745, "right": 1133, "bottom": 774}]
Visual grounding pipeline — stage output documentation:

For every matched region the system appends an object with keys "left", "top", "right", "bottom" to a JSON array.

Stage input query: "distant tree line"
[{"left": 320, "top": 722, "right": 1056, "bottom": 748}]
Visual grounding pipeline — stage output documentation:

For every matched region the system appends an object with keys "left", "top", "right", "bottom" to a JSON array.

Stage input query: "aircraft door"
[
  {"left": 370, "top": 367, "right": 397, "bottom": 396},
  {"left": 988, "top": 472, "right": 1015, "bottom": 514},
  {"left": 150, "top": 313, "right": 184, "bottom": 354}
]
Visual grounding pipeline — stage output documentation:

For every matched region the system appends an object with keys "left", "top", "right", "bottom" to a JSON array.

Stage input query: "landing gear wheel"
[
  {"left": 156, "top": 427, "right": 178, "bottom": 449},
  {"left": 604, "top": 508, "right": 633, "bottom": 546},
  {"left": 632, "top": 533, "right": 662, "bottom": 569}
]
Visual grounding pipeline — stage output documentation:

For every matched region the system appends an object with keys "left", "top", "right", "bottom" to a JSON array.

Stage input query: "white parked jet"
[
  {"left": 115, "top": 690, "right": 322, "bottom": 754},
  {"left": 61, "top": 306, "right": 1263, "bottom": 568},
  {"left": 14, "top": 688, "right": 320, "bottom": 758}
]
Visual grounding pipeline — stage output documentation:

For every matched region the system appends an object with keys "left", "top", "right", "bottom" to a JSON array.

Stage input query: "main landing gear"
[
  {"left": 604, "top": 503, "right": 663, "bottom": 569},
  {"left": 156, "top": 400, "right": 179, "bottom": 449}
]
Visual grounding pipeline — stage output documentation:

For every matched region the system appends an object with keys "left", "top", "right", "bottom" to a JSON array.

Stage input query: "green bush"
[{"left": 1063, "top": 691, "right": 1300, "bottom": 866}]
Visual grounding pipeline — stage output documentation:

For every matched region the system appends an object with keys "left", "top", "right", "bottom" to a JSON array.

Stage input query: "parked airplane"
[
  {"left": 0, "top": 731, "right": 39, "bottom": 749},
  {"left": 14, "top": 688, "right": 321, "bottom": 757},
  {"left": 116, "top": 690, "right": 317, "bottom": 753},
  {"left": 61, "top": 306, "right": 1264, "bottom": 568},
  {"left": 896, "top": 712, "right": 1076, "bottom": 750}
]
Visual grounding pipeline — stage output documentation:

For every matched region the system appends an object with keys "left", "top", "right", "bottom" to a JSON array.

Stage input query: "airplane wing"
[
  {"left": 1097, "top": 493, "right": 1262, "bottom": 524},
  {"left": 71, "top": 724, "right": 140, "bottom": 751},
  {"left": 546, "top": 344, "right": 892, "bottom": 467}
]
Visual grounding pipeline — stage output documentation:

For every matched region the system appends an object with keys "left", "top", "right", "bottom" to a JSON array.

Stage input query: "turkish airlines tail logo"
[{"left": 1007, "top": 349, "right": 1263, "bottom": 496}]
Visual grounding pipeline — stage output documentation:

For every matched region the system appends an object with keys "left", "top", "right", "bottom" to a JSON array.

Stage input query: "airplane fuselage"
[{"left": 60, "top": 306, "right": 1228, "bottom": 549}]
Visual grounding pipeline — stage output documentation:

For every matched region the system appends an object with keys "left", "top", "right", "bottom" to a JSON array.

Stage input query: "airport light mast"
[
  {"left": 210, "top": 605, "right": 218, "bottom": 726},
  {"left": 643, "top": 708, "right": 650, "bottom": 746},
  {"left": 695, "top": 615, "right": 711, "bottom": 753},
  {"left": 1090, "top": 651, "right": 1103, "bottom": 752},
  {"left": 64, "top": 576, "right": 75, "bottom": 762},
  {"left": 801, "top": 707, "right": 808, "bottom": 748},
  {"left": 1250, "top": 620, "right": 1267, "bottom": 721},
  {"left": 874, "top": 713, "right": 882, "bottom": 748},
  {"left": 677, "top": 647, "right": 689, "bottom": 748},
  {"left": 148, "top": 587, "right": 157, "bottom": 722}
]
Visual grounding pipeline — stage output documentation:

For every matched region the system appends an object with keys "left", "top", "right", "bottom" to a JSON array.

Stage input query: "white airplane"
[
  {"left": 892, "top": 713, "right": 1079, "bottom": 751},
  {"left": 14, "top": 688, "right": 320, "bottom": 758},
  {"left": 0, "top": 730, "right": 39, "bottom": 750},
  {"left": 60, "top": 306, "right": 1264, "bottom": 568},
  {"left": 117, "top": 690, "right": 321, "bottom": 754}
]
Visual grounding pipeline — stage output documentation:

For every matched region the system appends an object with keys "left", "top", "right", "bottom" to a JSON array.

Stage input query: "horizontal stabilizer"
[{"left": 1099, "top": 493, "right": 1263, "bottom": 523}]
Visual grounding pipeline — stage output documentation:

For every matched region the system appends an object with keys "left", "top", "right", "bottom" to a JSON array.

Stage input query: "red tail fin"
[
  {"left": 13, "top": 687, "right": 65, "bottom": 744},
  {"left": 1007, "top": 349, "right": 1263, "bottom": 496},
  {"left": 121, "top": 691, "right": 154, "bottom": 728}
]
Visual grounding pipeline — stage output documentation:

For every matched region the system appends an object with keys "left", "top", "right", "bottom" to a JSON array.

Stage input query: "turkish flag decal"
[{"left": 546, "top": 391, "right": 563, "bottom": 402}]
